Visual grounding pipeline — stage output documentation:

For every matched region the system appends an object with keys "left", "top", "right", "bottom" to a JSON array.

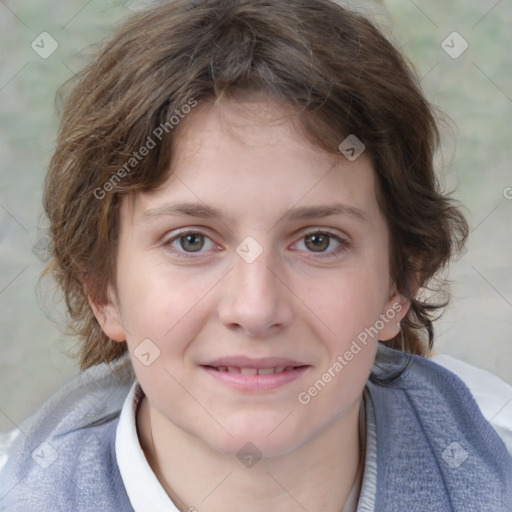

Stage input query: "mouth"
[
  {"left": 202, "top": 365, "right": 306, "bottom": 374},
  {"left": 199, "top": 362, "right": 311, "bottom": 391}
]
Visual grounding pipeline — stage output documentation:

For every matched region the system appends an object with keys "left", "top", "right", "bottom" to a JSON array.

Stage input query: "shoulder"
[
  {"left": 430, "top": 352, "right": 512, "bottom": 456},
  {"left": 0, "top": 359, "right": 135, "bottom": 511},
  {"left": 366, "top": 343, "right": 512, "bottom": 511}
]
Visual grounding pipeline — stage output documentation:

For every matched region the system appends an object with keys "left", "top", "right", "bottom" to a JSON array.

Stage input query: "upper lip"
[{"left": 201, "top": 356, "right": 309, "bottom": 369}]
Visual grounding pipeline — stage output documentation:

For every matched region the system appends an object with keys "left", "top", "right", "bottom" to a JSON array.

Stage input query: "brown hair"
[{"left": 43, "top": 0, "right": 468, "bottom": 370}]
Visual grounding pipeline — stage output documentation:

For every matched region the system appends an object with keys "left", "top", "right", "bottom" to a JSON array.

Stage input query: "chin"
[{"left": 206, "top": 415, "right": 309, "bottom": 461}]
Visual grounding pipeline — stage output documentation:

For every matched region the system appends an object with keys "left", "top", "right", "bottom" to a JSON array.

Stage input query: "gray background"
[{"left": 1, "top": 0, "right": 511, "bottom": 433}]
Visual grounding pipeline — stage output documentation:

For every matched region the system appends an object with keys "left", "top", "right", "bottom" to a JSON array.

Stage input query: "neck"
[{"left": 137, "top": 395, "right": 363, "bottom": 512}]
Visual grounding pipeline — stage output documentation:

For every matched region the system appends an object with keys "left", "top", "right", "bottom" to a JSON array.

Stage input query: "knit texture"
[
  {"left": 369, "top": 345, "right": 512, "bottom": 511},
  {"left": 0, "top": 358, "right": 135, "bottom": 511}
]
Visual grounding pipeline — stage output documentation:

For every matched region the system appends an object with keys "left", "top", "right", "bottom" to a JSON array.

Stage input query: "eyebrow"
[{"left": 142, "top": 201, "right": 369, "bottom": 225}]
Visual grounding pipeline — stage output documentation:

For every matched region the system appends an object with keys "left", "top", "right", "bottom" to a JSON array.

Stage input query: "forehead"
[{"left": 123, "top": 97, "right": 381, "bottom": 228}]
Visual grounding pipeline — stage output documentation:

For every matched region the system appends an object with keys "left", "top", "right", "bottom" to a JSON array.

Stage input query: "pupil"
[
  {"left": 181, "top": 233, "right": 204, "bottom": 252},
  {"left": 306, "top": 233, "right": 328, "bottom": 252}
]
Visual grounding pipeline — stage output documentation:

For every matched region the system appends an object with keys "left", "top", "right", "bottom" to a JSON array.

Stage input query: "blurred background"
[{"left": 0, "top": 0, "right": 511, "bottom": 433}]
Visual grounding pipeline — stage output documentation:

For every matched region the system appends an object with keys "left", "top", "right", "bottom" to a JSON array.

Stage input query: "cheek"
[
  {"left": 116, "top": 253, "right": 203, "bottom": 336},
  {"left": 310, "top": 266, "right": 390, "bottom": 344},
  {"left": 119, "top": 272, "right": 209, "bottom": 418},
  {"left": 295, "top": 270, "right": 385, "bottom": 414},
  {"left": 116, "top": 262, "right": 220, "bottom": 391}
]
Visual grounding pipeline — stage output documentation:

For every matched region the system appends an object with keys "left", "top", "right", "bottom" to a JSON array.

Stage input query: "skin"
[{"left": 90, "top": 96, "right": 410, "bottom": 512}]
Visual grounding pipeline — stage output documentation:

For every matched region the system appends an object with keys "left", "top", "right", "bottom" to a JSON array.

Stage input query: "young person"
[{"left": 1, "top": 1, "right": 511, "bottom": 510}]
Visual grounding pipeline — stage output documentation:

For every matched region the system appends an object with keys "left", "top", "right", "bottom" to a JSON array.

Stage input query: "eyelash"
[{"left": 162, "top": 229, "right": 350, "bottom": 260}]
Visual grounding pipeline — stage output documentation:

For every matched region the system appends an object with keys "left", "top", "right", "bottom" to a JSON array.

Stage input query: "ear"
[
  {"left": 86, "top": 284, "right": 127, "bottom": 342},
  {"left": 377, "top": 286, "right": 411, "bottom": 341}
]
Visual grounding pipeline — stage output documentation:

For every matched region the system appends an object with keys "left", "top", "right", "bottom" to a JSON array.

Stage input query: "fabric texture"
[
  {"left": 0, "top": 358, "right": 135, "bottom": 512},
  {"left": 1, "top": 344, "right": 511, "bottom": 511},
  {"left": 431, "top": 353, "right": 512, "bottom": 455},
  {"left": 368, "top": 346, "right": 512, "bottom": 511}
]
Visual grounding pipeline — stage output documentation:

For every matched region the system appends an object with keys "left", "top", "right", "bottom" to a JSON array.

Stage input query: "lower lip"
[{"left": 200, "top": 366, "right": 311, "bottom": 391}]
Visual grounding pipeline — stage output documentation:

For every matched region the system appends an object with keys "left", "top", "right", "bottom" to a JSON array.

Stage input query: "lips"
[{"left": 199, "top": 356, "right": 310, "bottom": 390}]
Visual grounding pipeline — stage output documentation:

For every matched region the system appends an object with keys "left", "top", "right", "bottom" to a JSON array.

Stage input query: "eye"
[
  {"left": 163, "top": 230, "right": 218, "bottom": 258},
  {"left": 294, "top": 230, "right": 349, "bottom": 258},
  {"left": 163, "top": 228, "right": 350, "bottom": 260}
]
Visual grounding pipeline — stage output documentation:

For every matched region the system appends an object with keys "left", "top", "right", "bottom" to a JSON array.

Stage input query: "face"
[{"left": 94, "top": 97, "right": 408, "bottom": 458}]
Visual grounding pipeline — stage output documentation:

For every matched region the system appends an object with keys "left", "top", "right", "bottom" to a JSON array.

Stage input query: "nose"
[{"left": 217, "top": 247, "right": 294, "bottom": 337}]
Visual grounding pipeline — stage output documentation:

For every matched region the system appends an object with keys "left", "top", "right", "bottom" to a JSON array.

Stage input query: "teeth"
[
  {"left": 257, "top": 368, "right": 275, "bottom": 375},
  {"left": 240, "top": 368, "right": 258, "bottom": 375},
  {"left": 212, "top": 366, "right": 298, "bottom": 374}
]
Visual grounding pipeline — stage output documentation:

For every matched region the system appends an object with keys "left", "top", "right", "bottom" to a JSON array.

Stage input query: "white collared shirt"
[{"left": 116, "top": 383, "right": 180, "bottom": 511}]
